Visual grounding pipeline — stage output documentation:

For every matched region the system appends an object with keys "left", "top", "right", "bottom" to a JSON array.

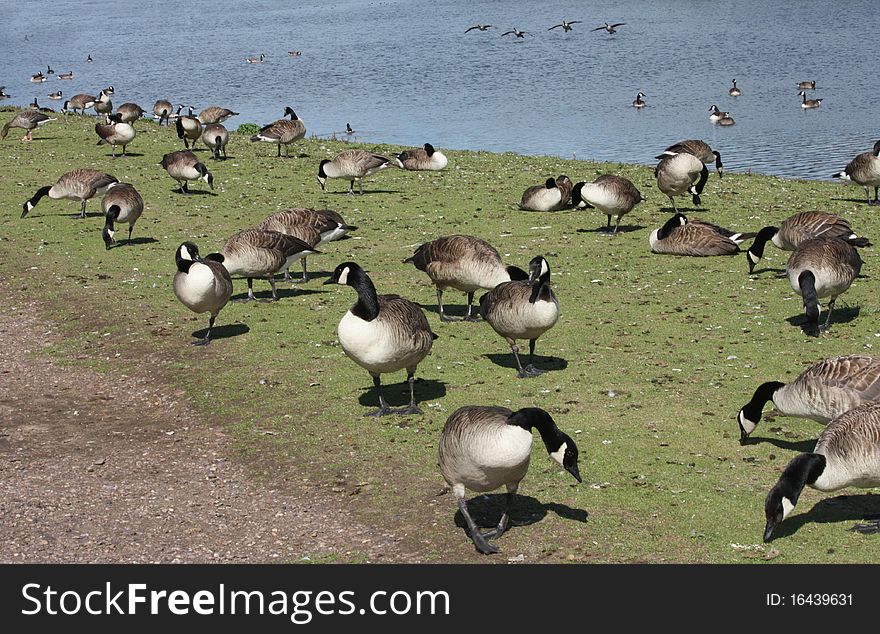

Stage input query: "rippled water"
[{"left": 2, "top": 0, "right": 877, "bottom": 180}]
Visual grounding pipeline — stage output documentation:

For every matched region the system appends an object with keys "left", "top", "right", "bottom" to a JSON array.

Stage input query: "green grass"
[{"left": 1, "top": 110, "right": 879, "bottom": 563}]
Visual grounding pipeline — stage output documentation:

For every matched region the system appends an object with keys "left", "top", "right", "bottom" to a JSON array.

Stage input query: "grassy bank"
[{"left": 1, "top": 109, "right": 878, "bottom": 563}]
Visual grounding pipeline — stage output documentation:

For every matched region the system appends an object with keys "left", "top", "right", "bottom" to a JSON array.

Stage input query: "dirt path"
[{"left": 0, "top": 294, "right": 418, "bottom": 563}]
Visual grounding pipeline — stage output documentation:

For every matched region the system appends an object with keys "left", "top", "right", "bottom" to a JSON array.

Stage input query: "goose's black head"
[
  {"left": 284, "top": 107, "right": 298, "bottom": 120},
  {"left": 176, "top": 241, "right": 201, "bottom": 272},
  {"left": 527, "top": 255, "right": 550, "bottom": 283},
  {"left": 509, "top": 407, "right": 582, "bottom": 482},
  {"left": 737, "top": 380, "right": 784, "bottom": 444},
  {"left": 657, "top": 213, "right": 687, "bottom": 240},
  {"left": 873, "top": 140, "right": 880, "bottom": 157},
  {"left": 324, "top": 261, "right": 364, "bottom": 287},
  {"left": 424, "top": 143, "right": 435, "bottom": 155},
  {"left": 544, "top": 177, "right": 556, "bottom": 189},
  {"left": 763, "top": 453, "right": 825, "bottom": 542},
  {"left": 102, "top": 204, "right": 121, "bottom": 249},
  {"left": 571, "top": 181, "right": 588, "bottom": 208},
  {"left": 317, "top": 160, "right": 330, "bottom": 188}
]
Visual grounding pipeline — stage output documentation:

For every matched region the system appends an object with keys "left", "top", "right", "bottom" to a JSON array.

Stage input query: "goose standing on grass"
[
  {"left": 439, "top": 406, "right": 581, "bottom": 555},
  {"left": 153, "top": 99, "right": 173, "bottom": 125},
  {"left": 797, "top": 80, "right": 816, "bottom": 90},
  {"left": 197, "top": 106, "right": 239, "bottom": 125},
  {"left": 62, "top": 93, "right": 96, "bottom": 115},
  {"left": 160, "top": 150, "right": 213, "bottom": 194},
  {"left": 395, "top": 143, "right": 448, "bottom": 171},
  {"left": 201, "top": 123, "right": 229, "bottom": 160},
  {"left": 649, "top": 213, "right": 754, "bottom": 256},
  {"left": 632, "top": 92, "right": 646, "bottom": 108},
  {"left": 324, "top": 261, "right": 437, "bottom": 417},
  {"left": 94, "top": 90, "right": 112, "bottom": 117},
  {"left": 218, "top": 229, "right": 318, "bottom": 302},
  {"left": 94, "top": 113, "right": 136, "bottom": 157},
  {"left": 404, "top": 235, "right": 528, "bottom": 322},
  {"left": 250, "top": 107, "right": 306, "bottom": 158},
  {"left": 317, "top": 149, "right": 395, "bottom": 194},
  {"left": 116, "top": 102, "right": 144, "bottom": 124},
  {"left": 745, "top": 211, "right": 856, "bottom": 273},
  {"left": 1, "top": 110, "right": 55, "bottom": 141},
  {"left": 833, "top": 140, "right": 880, "bottom": 206},
  {"left": 737, "top": 355, "right": 880, "bottom": 444},
  {"left": 762, "top": 400, "right": 880, "bottom": 542},
  {"left": 656, "top": 139, "right": 724, "bottom": 179},
  {"left": 480, "top": 256, "right": 558, "bottom": 378},
  {"left": 22, "top": 169, "right": 118, "bottom": 219},
  {"left": 256, "top": 214, "right": 322, "bottom": 282},
  {"left": 173, "top": 242, "right": 233, "bottom": 346},
  {"left": 519, "top": 175, "right": 573, "bottom": 211},
  {"left": 729, "top": 79, "right": 742, "bottom": 96},
  {"left": 176, "top": 106, "right": 202, "bottom": 149},
  {"left": 571, "top": 175, "right": 644, "bottom": 235},
  {"left": 258, "top": 208, "right": 357, "bottom": 246},
  {"left": 655, "top": 153, "right": 709, "bottom": 210},
  {"left": 101, "top": 183, "right": 144, "bottom": 249},
  {"left": 798, "top": 90, "right": 822, "bottom": 108},
  {"left": 786, "top": 236, "right": 869, "bottom": 336}
]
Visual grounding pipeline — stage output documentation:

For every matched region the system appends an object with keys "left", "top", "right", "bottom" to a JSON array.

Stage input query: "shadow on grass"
[
  {"left": 741, "top": 435, "right": 816, "bottom": 453},
  {"left": 768, "top": 493, "right": 880, "bottom": 541},
  {"left": 106, "top": 152, "right": 145, "bottom": 158},
  {"left": 191, "top": 322, "right": 249, "bottom": 341},
  {"left": 453, "top": 493, "right": 588, "bottom": 533},
  {"left": 326, "top": 189, "right": 401, "bottom": 195},
  {"left": 830, "top": 196, "right": 876, "bottom": 206},
  {"left": 749, "top": 266, "right": 787, "bottom": 276},
  {"left": 357, "top": 377, "right": 446, "bottom": 408},
  {"left": 109, "top": 237, "right": 159, "bottom": 248},
  {"left": 421, "top": 304, "right": 481, "bottom": 320},
  {"left": 230, "top": 287, "right": 325, "bottom": 302},
  {"left": 786, "top": 306, "right": 860, "bottom": 336},
  {"left": 485, "top": 352, "right": 568, "bottom": 373},
  {"left": 171, "top": 189, "right": 217, "bottom": 196},
  {"left": 576, "top": 224, "right": 646, "bottom": 235},
  {"left": 658, "top": 206, "right": 708, "bottom": 213}
]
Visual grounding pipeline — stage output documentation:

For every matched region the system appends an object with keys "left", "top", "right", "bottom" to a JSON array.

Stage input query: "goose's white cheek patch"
[
  {"left": 782, "top": 497, "right": 795, "bottom": 519},
  {"left": 550, "top": 442, "right": 567, "bottom": 466},
  {"left": 337, "top": 266, "right": 350, "bottom": 285}
]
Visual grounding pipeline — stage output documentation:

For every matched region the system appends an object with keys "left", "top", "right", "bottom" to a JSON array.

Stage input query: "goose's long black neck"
[
  {"left": 742, "top": 381, "right": 785, "bottom": 422},
  {"left": 777, "top": 453, "right": 826, "bottom": 503},
  {"left": 529, "top": 272, "right": 551, "bottom": 304},
  {"left": 510, "top": 413, "right": 565, "bottom": 453},
  {"left": 350, "top": 271, "right": 380, "bottom": 321},
  {"left": 748, "top": 226, "right": 778, "bottom": 261},
  {"left": 176, "top": 254, "right": 195, "bottom": 274},
  {"left": 799, "top": 270, "right": 819, "bottom": 327}
]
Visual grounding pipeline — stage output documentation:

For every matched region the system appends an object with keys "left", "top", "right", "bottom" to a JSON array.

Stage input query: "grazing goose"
[
  {"left": 571, "top": 175, "right": 644, "bottom": 235},
  {"left": 101, "top": 183, "right": 144, "bottom": 249},
  {"left": 57, "top": 71, "right": 74, "bottom": 80},
  {"left": 217, "top": 229, "right": 317, "bottom": 302},
  {"left": 153, "top": 99, "right": 173, "bottom": 125},
  {"left": 632, "top": 92, "right": 646, "bottom": 108},
  {"left": 746, "top": 211, "right": 856, "bottom": 273},
  {"left": 197, "top": 106, "right": 239, "bottom": 125},
  {"left": 173, "top": 242, "right": 233, "bottom": 346},
  {"left": 501, "top": 28, "right": 528, "bottom": 38},
  {"left": 464, "top": 24, "right": 493, "bottom": 33},
  {"left": 797, "top": 80, "right": 816, "bottom": 90},
  {"left": 786, "top": 236, "right": 869, "bottom": 336},
  {"left": 737, "top": 355, "right": 880, "bottom": 444},
  {"left": 48, "top": 90, "right": 62, "bottom": 100},
  {"left": 1, "top": 110, "right": 55, "bottom": 141},
  {"left": 93, "top": 90, "right": 113, "bottom": 116},
  {"left": 317, "top": 149, "right": 394, "bottom": 194},
  {"left": 94, "top": 113, "right": 136, "bottom": 157},
  {"left": 480, "top": 255, "right": 558, "bottom": 378},
  {"left": 258, "top": 208, "right": 357, "bottom": 246},
  {"left": 245, "top": 54, "right": 265, "bottom": 63},
  {"left": 404, "top": 235, "right": 528, "bottom": 322},
  {"left": 656, "top": 139, "right": 724, "bottom": 179},
  {"left": 519, "top": 175, "right": 573, "bottom": 211},
  {"left": 30, "top": 72, "right": 46, "bottom": 83},
  {"left": 116, "top": 102, "right": 144, "bottom": 124},
  {"left": 21, "top": 169, "right": 118, "bottom": 219},
  {"left": 798, "top": 90, "right": 822, "bottom": 108},
  {"left": 649, "top": 213, "right": 753, "bottom": 256},
  {"left": 592, "top": 22, "right": 626, "bottom": 33},
  {"left": 255, "top": 214, "right": 321, "bottom": 282},
  {"left": 655, "top": 153, "right": 709, "bottom": 210},
  {"left": 395, "top": 143, "right": 448, "bottom": 171},
  {"left": 763, "top": 400, "right": 880, "bottom": 542},
  {"left": 160, "top": 150, "right": 213, "bottom": 194},
  {"left": 250, "top": 107, "right": 306, "bottom": 157},
  {"left": 833, "top": 140, "right": 880, "bottom": 206},
  {"left": 548, "top": 20, "right": 581, "bottom": 32},
  {"left": 62, "top": 93, "right": 96, "bottom": 115},
  {"left": 323, "top": 261, "right": 437, "bottom": 416},
  {"left": 439, "top": 406, "right": 581, "bottom": 555},
  {"left": 729, "top": 78, "right": 742, "bottom": 96},
  {"left": 201, "top": 123, "right": 229, "bottom": 160},
  {"left": 176, "top": 106, "right": 202, "bottom": 149}
]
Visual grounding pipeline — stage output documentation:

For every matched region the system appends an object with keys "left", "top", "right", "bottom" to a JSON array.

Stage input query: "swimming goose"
[
  {"left": 57, "top": 71, "right": 74, "bottom": 80},
  {"left": 632, "top": 92, "right": 646, "bottom": 108},
  {"left": 395, "top": 143, "right": 448, "bottom": 171},
  {"left": 201, "top": 123, "right": 229, "bottom": 160},
  {"left": 46, "top": 65, "right": 54, "bottom": 75},
  {"left": 654, "top": 153, "right": 709, "bottom": 210},
  {"left": 101, "top": 183, "right": 144, "bottom": 249},
  {"left": 464, "top": 24, "right": 493, "bottom": 33},
  {"left": 250, "top": 107, "right": 306, "bottom": 157},
  {"left": 480, "top": 256, "right": 558, "bottom": 378},
  {"left": 798, "top": 91, "right": 822, "bottom": 108},
  {"left": 153, "top": 99, "right": 173, "bottom": 125},
  {"left": 519, "top": 175, "right": 573, "bottom": 211},
  {"left": 258, "top": 208, "right": 357, "bottom": 246},
  {"left": 173, "top": 242, "right": 233, "bottom": 346},
  {"left": 571, "top": 175, "right": 644, "bottom": 235},
  {"left": 1, "top": 110, "right": 56, "bottom": 141},
  {"left": 48, "top": 90, "right": 62, "bottom": 100},
  {"left": 31, "top": 72, "right": 46, "bottom": 83},
  {"left": 323, "top": 261, "right": 437, "bottom": 416},
  {"left": 708, "top": 105, "right": 727, "bottom": 123},
  {"left": 656, "top": 139, "right": 724, "bottom": 179},
  {"left": 501, "top": 28, "right": 528, "bottom": 38},
  {"left": 159, "top": 150, "right": 213, "bottom": 194},
  {"left": 439, "top": 405, "right": 581, "bottom": 555},
  {"left": 786, "top": 236, "right": 869, "bottom": 336},
  {"left": 28, "top": 97, "right": 55, "bottom": 113},
  {"left": 95, "top": 113, "right": 136, "bottom": 158},
  {"left": 549, "top": 20, "right": 581, "bottom": 32},
  {"left": 763, "top": 400, "right": 880, "bottom": 542},
  {"left": 745, "top": 211, "right": 856, "bottom": 274},
  {"left": 346, "top": 123, "right": 354, "bottom": 134},
  {"left": 197, "top": 106, "right": 239, "bottom": 125},
  {"left": 21, "top": 169, "right": 118, "bottom": 219},
  {"left": 737, "top": 355, "right": 880, "bottom": 444},
  {"left": 116, "top": 102, "right": 145, "bottom": 124},
  {"left": 176, "top": 106, "right": 202, "bottom": 149},
  {"left": 317, "top": 149, "right": 394, "bottom": 194},
  {"left": 649, "top": 213, "right": 753, "bottom": 256},
  {"left": 796, "top": 80, "right": 816, "bottom": 90},
  {"left": 833, "top": 140, "right": 880, "bottom": 206},
  {"left": 728, "top": 78, "right": 742, "bottom": 96},
  {"left": 62, "top": 93, "right": 96, "bottom": 115},
  {"left": 0, "top": 87, "right": 9, "bottom": 99},
  {"left": 592, "top": 22, "right": 626, "bottom": 33},
  {"left": 718, "top": 113, "right": 736, "bottom": 126},
  {"left": 404, "top": 235, "right": 528, "bottom": 322},
  {"left": 245, "top": 54, "right": 265, "bottom": 63},
  {"left": 87, "top": 54, "right": 93, "bottom": 63}
]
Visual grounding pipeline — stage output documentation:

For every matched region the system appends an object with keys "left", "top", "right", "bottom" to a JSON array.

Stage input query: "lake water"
[{"left": 2, "top": 0, "right": 878, "bottom": 180}]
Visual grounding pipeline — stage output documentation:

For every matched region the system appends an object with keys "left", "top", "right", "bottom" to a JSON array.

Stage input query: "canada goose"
[
  {"left": 708, "top": 104, "right": 726, "bottom": 123},
  {"left": 549, "top": 20, "right": 581, "bottom": 32},
  {"left": 729, "top": 78, "right": 742, "bottom": 96},
  {"left": 94, "top": 90, "right": 112, "bottom": 117},
  {"left": 200, "top": 123, "right": 229, "bottom": 160},
  {"left": 46, "top": 65, "right": 54, "bottom": 75},
  {"left": 480, "top": 256, "right": 558, "bottom": 378},
  {"left": 245, "top": 54, "right": 265, "bottom": 63},
  {"left": 833, "top": 140, "right": 880, "bottom": 205},
  {"left": 48, "top": 91, "right": 62, "bottom": 100},
  {"left": 798, "top": 90, "right": 822, "bottom": 108},
  {"left": 654, "top": 153, "right": 709, "bottom": 210},
  {"left": 0, "top": 87, "right": 9, "bottom": 99},
  {"left": 1, "top": 110, "right": 55, "bottom": 141},
  {"left": 762, "top": 400, "right": 880, "bottom": 542},
  {"left": 101, "top": 183, "right": 144, "bottom": 249},
  {"left": 57, "top": 71, "right": 73, "bottom": 80},
  {"left": 116, "top": 102, "right": 144, "bottom": 124},
  {"left": 197, "top": 106, "right": 239, "bottom": 125},
  {"left": 28, "top": 97, "right": 54, "bottom": 113},
  {"left": 324, "top": 261, "right": 437, "bottom": 416},
  {"left": 501, "top": 28, "right": 528, "bottom": 38},
  {"left": 465, "top": 24, "right": 493, "bottom": 33},
  {"left": 94, "top": 113, "right": 136, "bottom": 158},
  {"left": 591, "top": 22, "right": 626, "bottom": 33},
  {"left": 786, "top": 236, "right": 870, "bottom": 336},
  {"left": 31, "top": 72, "right": 46, "bottom": 83},
  {"left": 404, "top": 235, "right": 528, "bottom": 322},
  {"left": 288, "top": 51, "right": 302, "bottom": 57},
  {"left": 718, "top": 113, "right": 736, "bottom": 126},
  {"left": 217, "top": 229, "right": 318, "bottom": 302},
  {"left": 395, "top": 142, "right": 448, "bottom": 171},
  {"left": 655, "top": 139, "right": 724, "bottom": 179},
  {"left": 176, "top": 106, "right": 202, "bottom": 149},
  {"left": 173, "top": 242, "right": 233, "bottom": 346},
  {"left": 745, "top": 211, "right": 856, "bottom": 273},
  {"left": 439, "top": 406, "right": 581, "bottom": 554},
  {"left": 103, "top": 85, "right": 115, "bottom": 95},
  {"left": 153, "top": 99, "right": 173, "bottom": 125},
  {"left": 317, "top": 149, "right": 394, "bottom": 194},
  {"left": 86, "top": 54, "right": 93, "bottom": 63},
  {"left": 62, "top": 94, "right": 96, "bottom": 115},
  {"left": 649, "top": 213, "right": 753, "bottom": 256},
  {"left": 21, "top": 169, "right": 118, "bottom": 219},
  {"left": 632, "top": 92, "right": 646, "bottom": 108},
  {"left": 255, "top": 215, "right": 321, "bottom": 282},
  {"left": 519, "top": 175, "right": 573, "bottom": 211},
  {"left": 159, "top": 150, "right": 213, "bottom": 194},
  {"left": 250, "top": 106, "right": 306, "bottom": 157},
  {"left": 737, "top": 355, "right": 880, "bottom": 445},
  {"left": 571, "top": 175, "right": 645, "bottom": 235},
  {"left": 258, "top": 208, "right": 357, "bottom": 245},
  {"left": 346, "top": 123, "right": 354, "bottom": 134},
  {"left": 796, "top": 80, "right": 816, "bottom": 90}
]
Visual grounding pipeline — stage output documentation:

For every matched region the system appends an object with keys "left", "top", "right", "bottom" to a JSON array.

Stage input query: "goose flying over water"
[
  {"left": 465, "top": 24, "right": 493, "bottom": 33},
  {"left": 549, "top": 20, "right": 581, "bottom": 32},
  {"left": 591, "top": 22, "right": 626, "bottom": 34},
  {"left": 501, "top": 28, "right": 528, "bottom": 38}
]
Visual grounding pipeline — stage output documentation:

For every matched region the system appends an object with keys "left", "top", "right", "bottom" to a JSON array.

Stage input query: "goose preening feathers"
[
  {"left": 649, "top": 214, "right": 754, "bottom": 256},
  {"left": 1, "top": 110, "right": 55, "bottom": 141},
  {"left": 654, "top": 152, "right": 709, "bottom": 210},
  {"left": 250, "top": 106, "right": 306, "bottom": 157},
  {"left": 833, "top": 140, "right": 880, "bottom": 206},
  {"left": 572, "top": 175, "right": 644, "bottom": 235},
  {"left": 173, "top": 242, "right": 233, "bottom": 346},
  {"left": 160, "top": 150, "right": 213, "bottom": 194},
  {"left": 101, "top": 183, "right": 144, "bottom": 249},
  {"left": 317, "top": 149, "right": 394, "bottom": 194},
  {"left": 22, "top": 169, "right": 118, "bottom": 219},
  {"left": 746, "top": 211, "right": 856, "bottom": 274},
  {"left": 519, "top": 175, "right": 573, "bottom": 211},
  {"left": 656, "top": 139, "right": 724, "bottom": 179},
  {"left": 176, "top": 106, "right": 202, "bottom": 149},
  {"left": 395, "top": 143, "right": 448, "bottom": 171}
]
